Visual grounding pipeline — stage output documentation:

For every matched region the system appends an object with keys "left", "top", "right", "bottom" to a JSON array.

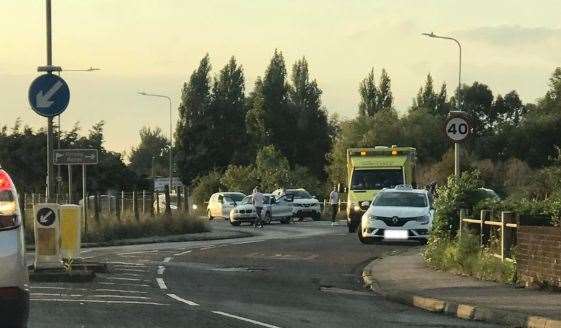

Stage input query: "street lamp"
[
  {"left": 422, "top": 32, "right": 463, "bottom": 178},
  {"left": 137, "top": 91, "right": 173, "bottom": 194}
]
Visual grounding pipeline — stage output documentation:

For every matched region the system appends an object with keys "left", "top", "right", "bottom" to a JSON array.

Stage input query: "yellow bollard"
[
  {"left": 59, "top": 204, "right": 82, "bottom": 260},
  {"left": 34, "top": 203, "right": 62, "bottom": 269}
]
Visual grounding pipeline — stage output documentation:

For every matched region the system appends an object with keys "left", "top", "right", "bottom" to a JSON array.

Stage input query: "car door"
[
  {"left": 272, "top": 195, "right": 293, "bottom": 218},
  {"left": 216, "top": 195, "right": 224, "bottom": 217}
]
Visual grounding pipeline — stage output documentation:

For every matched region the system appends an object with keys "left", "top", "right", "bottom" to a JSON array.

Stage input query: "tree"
[
  {"left": 288, "top": 57, "right": 332, "bottom": 178},
  {"left": 175, "top": 55, "right": 212, "bottom": 185},
  {"left": 210, "top": 57, "right": 248, "bottom": 165},
  {"left": 376, "top": 69, "right": 393, "bottom": 111},
  {"left": 129, "top": 127, "right": 169, "bottom": 179},
  {"left": 358, "top": 69, "right": 378, "bottom": 116}
]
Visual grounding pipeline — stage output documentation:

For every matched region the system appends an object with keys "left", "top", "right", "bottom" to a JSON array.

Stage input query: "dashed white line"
[
  {"left": 156, "top": 278, "right": 167, "bottom": 290},
  {"left": 91, "top": 294, "right": 150, "bottom": 300},
  {"left": 31, "top": 293, "right": 83, "bottom": 297},
  {"left": 199, "top": 245, "right": 216, "bottom": 251},
  {"left": 30, "top": 298, "right": 169, "bottom": 306},
  {"left": 157, "top": 266, "right": 165, "bottom": 275},
  {"left": 163, "top": 257, "right": 172, "bottom": 263},
  {"left": 94, "top": 288, "right": 148, "bottom": 294},
  {"left": 98, "top": 282, "right": 150, "bottom": 287},
  {"left": 212, "top": 311, "right": 281, "bottom": 328},
  {"left": 173, "top": 250, "right": 192, "bottom": 256},
  {"left": 166, "top": 293, "right": 199, "bottom": 306}
]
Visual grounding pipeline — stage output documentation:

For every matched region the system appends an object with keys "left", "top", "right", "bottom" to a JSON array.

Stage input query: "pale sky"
[{"left": 2, "top": 0, "right": 561, "bottom": 153}]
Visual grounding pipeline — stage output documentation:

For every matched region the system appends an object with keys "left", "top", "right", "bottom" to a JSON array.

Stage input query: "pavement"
[
  {"left": 27, "top": 219, "right": 501, "bottom": 327},
  {"left": 362, "top": 248, "right": 561, "bottom": 328}
]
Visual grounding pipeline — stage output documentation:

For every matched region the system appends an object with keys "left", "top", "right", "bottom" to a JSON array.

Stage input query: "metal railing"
[{"left": 460, "top": 210, "right": 518, "bottom": 262}]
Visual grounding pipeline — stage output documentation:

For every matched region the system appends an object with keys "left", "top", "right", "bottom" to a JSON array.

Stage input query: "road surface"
[{"left": 29, "top": 220, "right": 499, "bottom": 328}]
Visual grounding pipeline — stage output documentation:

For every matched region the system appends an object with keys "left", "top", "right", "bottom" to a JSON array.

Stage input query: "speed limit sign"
[{"left": 445, "top": 113, "right": 472, "bottom": 142}]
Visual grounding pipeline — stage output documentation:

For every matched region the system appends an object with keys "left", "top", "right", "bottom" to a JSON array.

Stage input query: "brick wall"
[{"left": 517, "top": 226, "right": 561, "bottom": 287}]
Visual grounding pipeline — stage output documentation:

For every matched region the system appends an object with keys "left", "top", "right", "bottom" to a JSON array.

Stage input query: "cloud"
[{"left": 457, "top": 25, "right": 561, "bottom": 47}]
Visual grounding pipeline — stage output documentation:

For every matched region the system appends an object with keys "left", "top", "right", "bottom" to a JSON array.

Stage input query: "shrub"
[{"left": 192, "top": 171, "right": 224, "bottom": 205}]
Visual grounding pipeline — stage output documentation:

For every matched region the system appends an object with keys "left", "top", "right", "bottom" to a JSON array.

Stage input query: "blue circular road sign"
[{"left": 28, "top": 74, "right": 70, "bottom": 117}]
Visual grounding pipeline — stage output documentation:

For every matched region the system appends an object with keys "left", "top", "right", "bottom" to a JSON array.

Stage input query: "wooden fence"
[{"left": 460, "top": 210, "right": 518, "bottom": 262}]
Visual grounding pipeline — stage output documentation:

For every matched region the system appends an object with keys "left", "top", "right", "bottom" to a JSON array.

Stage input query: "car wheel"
[
  {"left": 419, "top": 238, "right": 428, "bottom": 245},
  {"left": 230, "top": 220, "right": 241, "bottom": 226},
  {"left": 265, "top": 212, "right": 272, "bottom": 225},
  {"left": 207, "top": 210, "right": 214, "bottom": 221},
  {"left": 280, "top": 217, "right": 289, "bottom": 224},
  {"left": 358, "top": 225, "right": 375, "bottom": 244},
  {"left": 312, "top": 213, "right": 321, "bottom": 221}
]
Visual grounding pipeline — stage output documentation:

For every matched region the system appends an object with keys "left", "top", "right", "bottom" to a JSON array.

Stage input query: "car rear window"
[{"left": 373, "top": 192, "right": 427, "bottom": 208}]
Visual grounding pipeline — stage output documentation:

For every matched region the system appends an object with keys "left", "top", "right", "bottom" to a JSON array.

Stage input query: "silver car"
[
  {"left": 229, "top": 194, "right": 294, "bottom": 226},
  {"left": 0, "top": 169, "right": 29, "bottom": 327}
]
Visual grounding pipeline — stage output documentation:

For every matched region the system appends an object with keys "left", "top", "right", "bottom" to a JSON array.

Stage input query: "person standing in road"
[
  {"left": 252, "top": 187, "right": 264, "bottom": 228},
  {"left": 329, "top": 186, "right": 339, "bottom": 226}
]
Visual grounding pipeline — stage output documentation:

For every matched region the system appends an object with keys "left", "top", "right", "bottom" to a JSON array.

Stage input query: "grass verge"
[{"left": 424, "top": 230, "right": 516, "bottom": 284}]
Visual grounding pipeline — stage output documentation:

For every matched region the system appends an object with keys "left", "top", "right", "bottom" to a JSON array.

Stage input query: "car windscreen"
[
  {"left": 373, "top": 192, "right": 427, "bottom": 207},
  {"left": 226, "top": 193, "right": 245, "bottom": 202},
  {"left": 288, "top": 190, "right": 312, "bottom": 199},
  {"left": 351, "top": 169, "right": 403, "bottom": 190},
  {"left": 240, "top": 196, "right": 251, "bottom": 205}
]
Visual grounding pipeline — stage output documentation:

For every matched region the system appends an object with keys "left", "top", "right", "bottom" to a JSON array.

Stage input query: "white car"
[
  {"left": 358, "top": 186, "right": 434, "bottom": 244},
  {"left": 272, "top": 188, "right": 321, "bottom": 221},
  {"left": 229, "top": 194, "right": 294, "bottom": 226},
  {"left": 0, "top": 169, "right": 29, "bottom": 327},
  {"left": 207, "top": 192, "right": 246, "bottom": 220}
]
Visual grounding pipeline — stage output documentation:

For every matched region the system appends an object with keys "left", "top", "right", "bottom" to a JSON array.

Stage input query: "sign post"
[
  {"left": 53, "top": 149, "right": 98, "bottom": 238},
  {"left": 28, "top": 0, "right": 71, "bottom": 202},
  {"left": 444, "top": 111, "right": 473, "bottom": 177}
]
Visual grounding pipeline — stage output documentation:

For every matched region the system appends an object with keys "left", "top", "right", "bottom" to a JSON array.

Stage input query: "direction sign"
[
  {"left": 445, "top": 112, "right": 472, "bottom": 143},
  {"left": 36, "top": 207, "right": 56, "bottom": 227},
  {"left": 28, "top": 74, "right": 70, "bottom": 117},
  {"left": 53, "top": 149, "right": 98, "bottom": 165}
]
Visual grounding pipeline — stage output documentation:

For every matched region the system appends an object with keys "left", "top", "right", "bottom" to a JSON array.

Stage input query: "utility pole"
[{"left": 422, "top": 32, "right": 463, "bottom": 177}]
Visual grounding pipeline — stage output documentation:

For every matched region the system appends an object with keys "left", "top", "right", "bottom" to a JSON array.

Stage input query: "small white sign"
[
  {"left": 445, "top": 117, "right": 471, "bottom": 142},
  {"left": 384, "top": 230, "right": 408, "bottom": 240},
  {"left": 154, "top": 177, "right": 184, "bottom": 192}
]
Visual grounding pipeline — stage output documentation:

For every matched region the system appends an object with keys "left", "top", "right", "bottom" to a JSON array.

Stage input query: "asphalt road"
[{"left": 29, "top": 220, "right": 500, "bottom": 328}]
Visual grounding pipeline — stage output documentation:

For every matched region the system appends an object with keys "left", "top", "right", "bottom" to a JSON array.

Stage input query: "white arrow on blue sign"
[{"left": 28, "top": 74, "right": 70, "bottom": 117}]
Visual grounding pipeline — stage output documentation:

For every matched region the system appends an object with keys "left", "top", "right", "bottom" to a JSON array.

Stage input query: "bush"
[
  {"left": 424, "top": 230, "right": 516, "bottom": 284},
  {"left": 192, "top": 171, "right": 224, "bottom": 205}
]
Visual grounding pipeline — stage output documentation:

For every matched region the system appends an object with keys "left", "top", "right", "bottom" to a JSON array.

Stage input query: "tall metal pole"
[
  {"left": 168, "top": 97, "right": 173, "bottom": 193},
  {"left": 422, "top": 32, "right": 463, "bottom": 177},
  {"left": 45, "top": 0, "right": 54, "bottom": 201}
]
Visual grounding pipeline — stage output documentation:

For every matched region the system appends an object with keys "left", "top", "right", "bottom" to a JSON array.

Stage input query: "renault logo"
[{"left": 392, "top": 216, "right": 399, "bottom": 224}]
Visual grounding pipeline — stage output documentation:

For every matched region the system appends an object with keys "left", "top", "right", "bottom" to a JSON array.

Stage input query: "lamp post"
[
  {"left": 138, "top": 92, "right": 173, "bottom": 193},
  {"left": 422, "top": 32, "right": 463, "bottom": 178}
]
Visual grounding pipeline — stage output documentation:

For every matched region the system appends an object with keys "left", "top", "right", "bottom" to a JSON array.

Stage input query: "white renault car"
[
  {"left": 358, "top": 186, "right": 434, "bottom": 244},
  {"left": 207, "top": 192, "right": 246, "bottom": 220},
  {"left": 0, "top": 169, "right": 29, "bottom": 327},
  {"left": 271, "top": 188, "right": 321, "bottom": 221},
  {"left": 229, "top": 194, "right": 294, "bottom": 226}
]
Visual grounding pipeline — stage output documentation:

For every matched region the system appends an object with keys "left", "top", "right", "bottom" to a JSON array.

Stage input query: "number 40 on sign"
[{"left": 445, "top": 112, "right": 472, "bottom": 143}]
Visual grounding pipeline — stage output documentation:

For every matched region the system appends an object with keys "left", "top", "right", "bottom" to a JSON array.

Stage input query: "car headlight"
[{"left": 413, "top": 215, "right": 430, "bottom": 224}]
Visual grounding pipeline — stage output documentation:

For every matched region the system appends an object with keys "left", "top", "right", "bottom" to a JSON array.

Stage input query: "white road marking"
[
  {"left": 156, "top": 278, "right": 167, "bottom": 290},
  {"left": 91, "top": 294, "right": 150, "bottom": 300},
  {"left": 173, "top": 250, "right": 192, "bottom": 256},
  {"left": 166, "top": 293, "right": 199, "bottom": 306},
  {"left": 157, "top": 266, "right": 165, "bottom": 275},
  {"left": 31, "top": 293, "right": 83, "bottom": 297},
  {"left": 199, "top": 245, "right": 216, "bottom": 251},
  {"left": 31, "top": 298, "right": 169, "bottom": 306},
  {"left": 118, "top": 273, "right": 142, "bottom": 277},
  {"left": 30, "top": 286, "right": 87, "bottom": 291},
  {"left": 232, "top": 240, "right": 263, "bottom": 245},
  {"left": 212, "top": 311, "right": 281, "bottom": 328},
  {"left": 101, "top": 277, "right": 141, "bottom": 282},
  {"left": 113, "top": 268, "right": 146, "bottom": 273},
  {"left": 118, "top": 250, "right": 159, "bottom": 256},
  {"left": 98, "top": 282, "right": 150, "bottom": 287},
  {"left": 163, "top": 257, "right": 172, "bottom": 263},
  {"left": 94, "top": 288, "right": 148, "bottom": 294}
]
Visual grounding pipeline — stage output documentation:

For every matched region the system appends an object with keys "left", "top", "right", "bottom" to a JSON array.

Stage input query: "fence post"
[
  {"left": 116, "top": 192, "right": 121, "bottom": 222},
  {"left": 31, "top": 193, "right": 35, "bottom": 205},
  {"left": 459, "top": 209, "right": 467, "bottom": 237},
  {"left": 121, "top": 191, "right": 125, "bottom": 217},
  {"left": 501, "top": 211, "right": 516, "bottom": 260},
  {"left": 142, "top": 190, "right": 146, "bottom": 215},
  {"left": 94, "top": 193, "right": 100, "bottom": 222},
  {"left": 150, "top": 191, "right": 155, "bottom": 217},
  {"left": 480, "top": 210, "right": 492, "bottom": 247},
  {"left": 177, "top": 187, "right": 183, "bottom": 213},
  {"left": 156, "top": 191, "right": 160, "bottom": 215},
  {"left": 185, "top": 187, "right": 190, "bottom": 214},
  {"left": 164, "top": 186, "right": 171, "bottom": 216},
  {"left": 133, "top": 191, "right": 139, "bottom": 221}
]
